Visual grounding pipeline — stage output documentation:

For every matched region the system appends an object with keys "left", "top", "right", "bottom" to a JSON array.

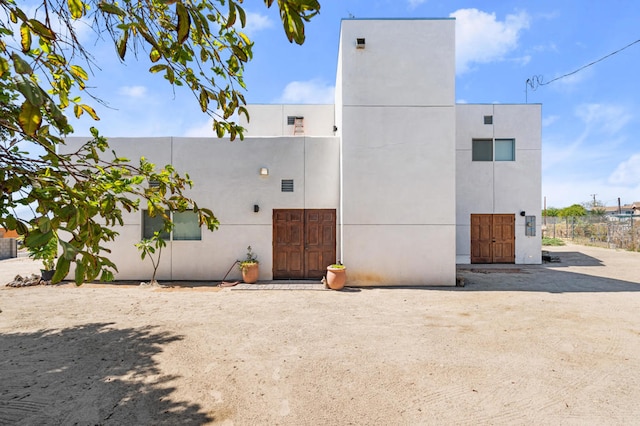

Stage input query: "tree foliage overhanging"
[{"left": 0, "top": 0, "right": 320, "bottom": 283}]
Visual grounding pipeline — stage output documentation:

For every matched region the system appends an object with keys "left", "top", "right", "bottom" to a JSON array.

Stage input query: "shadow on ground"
[
  {"left": 0, "top": 323, "right": 215, "bottom": 425},
  {"left": 457, "top": 249, "right": 639, "bottom": 293}
]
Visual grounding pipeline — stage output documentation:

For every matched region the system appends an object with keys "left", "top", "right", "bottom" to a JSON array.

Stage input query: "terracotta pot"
[
  {"left": 326, "top": 266, "right": 346, "bottom": 290},
  {"left": 241, "top": 263, "right": 259, "bottom": 284}
]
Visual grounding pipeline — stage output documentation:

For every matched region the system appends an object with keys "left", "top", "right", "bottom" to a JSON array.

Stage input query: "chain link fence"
[{"left": 542, "top": 216, "right": 639, "bottom": 251}]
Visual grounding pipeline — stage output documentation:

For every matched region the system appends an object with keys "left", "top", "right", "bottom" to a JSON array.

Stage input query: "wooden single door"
[
  {"left": 273, "top": 209, "right": 336, "bottom": 279},
  {"left": 471, "top": 214, "right": 515, "bottom": 263}
]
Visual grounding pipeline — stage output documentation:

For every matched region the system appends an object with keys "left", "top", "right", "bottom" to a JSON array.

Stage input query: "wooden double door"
[
  {"left": 273, "top": 209, "right": 336, "bottom": 279},
  {"left": 471, "top": 214, "right": 515, "bottom": 263}
]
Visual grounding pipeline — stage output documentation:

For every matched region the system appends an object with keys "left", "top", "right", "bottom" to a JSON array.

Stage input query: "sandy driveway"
[{"left": 1, "top": 243, "right": 639, "bottom": 425}]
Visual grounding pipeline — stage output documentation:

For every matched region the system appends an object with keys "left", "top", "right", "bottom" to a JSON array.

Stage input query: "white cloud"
[
  {"left": 575, "top": 103, "right": 632, "bottom": 135},
  {"left": 451, "top": 8, "right": 530, "bottom": 74},
  {"left": 243, "top": 12, "right": 274, "bottom": 36},
  {"left": 276, "top": 79, "right": 335, "bottom": 104},
  {"left": 118, "top": 86, "right": 148, "bottom": 98},
  {"left": 407, "top": 0, "right": 427, "bottom": 9},
  {"left": 608, "top": 154, "right": 640, "bottom": 186},
  {"left": 542, "top": 115, "right": 559, "bottom": 127}
]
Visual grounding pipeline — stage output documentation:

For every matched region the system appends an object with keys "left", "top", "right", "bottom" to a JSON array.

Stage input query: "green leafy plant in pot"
[
  {"left": 26, "top": 233, "right": 58, "bottom": 281},
  {"left": 238, "top": 246, "right": 259, "bottom": 284}
]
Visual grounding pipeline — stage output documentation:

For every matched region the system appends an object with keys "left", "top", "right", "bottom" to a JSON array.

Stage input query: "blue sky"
[{"left": 65, "top": 1, "right": 640, "bottom": 209}]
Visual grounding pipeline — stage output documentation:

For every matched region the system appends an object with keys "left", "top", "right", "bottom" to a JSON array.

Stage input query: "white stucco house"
[{"left": 64, "top": 18, "right": 542, "bottom": 286}]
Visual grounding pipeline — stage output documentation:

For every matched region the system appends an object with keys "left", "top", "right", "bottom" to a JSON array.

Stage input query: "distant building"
[{"left": 62, "top": 18, "right": 542, "bottom": 285}]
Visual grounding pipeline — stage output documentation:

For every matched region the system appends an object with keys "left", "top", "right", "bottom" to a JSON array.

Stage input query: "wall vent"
[
  {"left": 281, "top": 179, "right": 294, "bottom": 192},
  {"left": 287, "top": 116, "right": 296, "bottom": 125},
  {"left": 484, "top": 115, "right": 493, "bottom": 125}
]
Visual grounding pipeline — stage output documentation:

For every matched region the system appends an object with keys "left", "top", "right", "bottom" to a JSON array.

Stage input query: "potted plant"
[
  {"left": 26, "top": 233, "right": 58, "bottom": 281},
  {"left": 326, "top": 262, "right": 346, "bottom": 290},
  {"left": 239, "top": 246, "right": 259, "bottom": 284}
]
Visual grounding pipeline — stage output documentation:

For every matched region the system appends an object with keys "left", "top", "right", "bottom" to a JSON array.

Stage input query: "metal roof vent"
[{"left": 356, "top": 38, "right": 365, "bottom": 49}]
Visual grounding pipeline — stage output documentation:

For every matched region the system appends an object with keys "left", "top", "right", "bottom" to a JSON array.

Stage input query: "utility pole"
[{"left": 590, "top": 194, "right": 597, "bottom": 208}]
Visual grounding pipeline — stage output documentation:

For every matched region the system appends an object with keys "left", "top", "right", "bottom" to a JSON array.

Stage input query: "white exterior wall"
[
  {"left": 455, "top": 104, "right": 542, "bottom": 264},
  {"left": 338, "top": 19, "right": 457, "bottom": 286},
  {"left": 62, "top": 136, "right": 340, "bottom": 281},
  {"left": 239, "top": 104, "right": 335, "bottom": 137}
]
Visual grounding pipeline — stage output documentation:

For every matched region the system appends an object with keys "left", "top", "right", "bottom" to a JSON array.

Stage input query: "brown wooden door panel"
[
  {"left": 471, "top": 214, "right": 515, "bottom": 264},
  {"left": 273, "top": 209, "right": 336, "bottom": 279},
  {"left": 273, "top": 210, "right": 305, "bottom": 279}
]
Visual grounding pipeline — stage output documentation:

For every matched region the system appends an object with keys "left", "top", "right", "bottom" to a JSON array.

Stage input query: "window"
[
  {"left": 173, "top": 211, "right": 201, "bottom": 241},
  {"left": 495, "top": 139, "right": 515, "bottom": 161},
  {"left": 142, "top": 210, "right": 170, "bottom": 240},
  {"left": 484, "top": 115, "right": 493, "bottom": 125},
  {"left": 287, "top": 116, "right": 296, "bottom": 125},
  {"left": 525, "top": 215, "right": 536, "bottom": 236},
  {"left": 472, "top": 139, "right": 493, "bottom": 161},
  {"left": 472, "top": 138, "right": 515, "bottom": 162},
  {"left": 142, "top": 210, "right": 201, "bottom": 241}
]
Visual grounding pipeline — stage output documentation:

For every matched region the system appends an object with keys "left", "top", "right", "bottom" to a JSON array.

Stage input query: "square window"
[
  {"left": 495, "top": 139, "right": 515, "bottom": 161},
  {"left": 484, "top": 115, "right": 493, "bottom": 125},
  {"left": 287, "top": 116, "right": 296, "bottom": 125},
  {"left": 142, "top": 210, "right": 170, "bottom": 240},
  {"left": 173, "top": 211, "right": 201, "bottom": 241},
  {"left": 472, "top": 139, "right": 493, "bottom": 161}
]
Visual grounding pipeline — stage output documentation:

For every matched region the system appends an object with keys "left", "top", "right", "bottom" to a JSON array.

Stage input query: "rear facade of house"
[{"left": 63, "top": 18, "right": 541, "bottom": 286}]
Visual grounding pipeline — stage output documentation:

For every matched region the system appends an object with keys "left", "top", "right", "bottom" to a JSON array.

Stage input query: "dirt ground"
[{"left": 1, "top": 243, "right": 639, "bottom": 425}]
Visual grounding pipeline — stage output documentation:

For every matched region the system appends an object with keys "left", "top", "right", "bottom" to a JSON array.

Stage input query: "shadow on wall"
[{"left": 0, "top": 323, "right": 215, "bottom": 425}]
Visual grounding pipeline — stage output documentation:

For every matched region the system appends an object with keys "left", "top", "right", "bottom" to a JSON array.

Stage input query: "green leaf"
[
  {"left": 176, "top": 2, "right": 191, "bottom": 44},
  {"left": 28, "top": 19, "right": 56, "bottom": 40},
  {"left": 20, "top": 23, "right": 31, "bottom": 52},
  {"left": 53, "top": 257, "right": 71, "bottom": 283},
  {"left": 149, "top": 47, "right": 161, "bottom": 63},
  {"left": 68, "top": 0, "right": 85, "bottom": 19},
  {"left": 149, "top": 64, "right": 167, "bottom": 73},
  {"left": 11, "top": 53, "right": 33, "bottom": 74},
  {"left": 25, "top": 229, "right": 53, "bottom": 248},
  {"left": 37, "top": 216, "right": 52, "bottom": 233},
  {"left": 117, "top": 30, "right": 128, "bottom": 60},
  {"left": 59, "top": 240, "right": 77, "bottom": 260},
  {"left": 0, "top": 57, "right": 9, "bottom": 77},
  {"left": 19, "top": 101, "right": 42, "bottom": 136},
  {"left": 231, "top": 45, "right": 248, "bottom": 62},
  {"left": 75, "top": 261, "right": 86, "bottom": 284},
  {"left": 98, "top": 1, "right": 126, "bottom": 17},
  {"left": 70, "top": 65, "right": 88, "bottom": 80},
  {"left": 80, "top": 104, "right": 99, "bottom": 120},
  {"left": 16, "top": 78, "right": 44, "bottom": 106}
]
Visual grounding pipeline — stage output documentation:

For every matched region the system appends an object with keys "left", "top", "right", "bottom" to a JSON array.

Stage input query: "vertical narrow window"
[
  {"left": 173, "top": 211, "right": 201, "bottom": 241},
  {"left": 525, "top": 215, "right": 536, "bottom": 236},
  {"left": 472, "top": 139, "right": 493, "bottom": 161},
  {"left": 142, "top": 210, "right": 170, "bottom": 240},
  {"left": 495, "top": 139, "right": 515, "bottom": 161}
]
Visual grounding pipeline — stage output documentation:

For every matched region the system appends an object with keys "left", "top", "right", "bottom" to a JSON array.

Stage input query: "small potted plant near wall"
[
  {"left": 326, "top": 262, "right": 346, "bottom": 290},
  {"left": 26, "top": 233, "right": 58, "bottom": 282},
  {"left": 239, "top": 246, "right": 259, "bottom": 284}
]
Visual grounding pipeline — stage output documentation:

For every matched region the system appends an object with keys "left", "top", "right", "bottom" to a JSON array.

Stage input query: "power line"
[{"left": 525, "top": 37, "right": 640, "bottom": 102}]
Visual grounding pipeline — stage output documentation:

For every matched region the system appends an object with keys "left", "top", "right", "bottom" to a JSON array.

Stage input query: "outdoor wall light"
[
  {"left": 259, "top": 167, "right": 269, "bottom": 176},
  {"left": 254, "top": 204, "right": 260, "bottom": 213},
  {"left": 520, "top": 211, "right": 526, "bottom": 217}
]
